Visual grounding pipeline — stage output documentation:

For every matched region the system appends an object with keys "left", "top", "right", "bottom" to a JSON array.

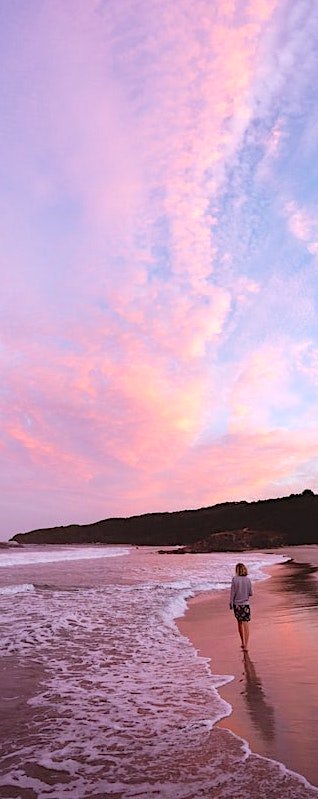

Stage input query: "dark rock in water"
[
  {"left": 158, "top": 530, "right": 286, "bottom": 554},
  {"left": 9, "top": 491, "right": 318, "bottom": 550},
  {"left": 0, "top": 541, "right": 23, "bottom": 549}
]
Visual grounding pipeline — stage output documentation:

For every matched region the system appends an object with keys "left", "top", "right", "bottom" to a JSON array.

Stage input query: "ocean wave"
[
  {"left": 0, "top": 544, "right": 131, "bottom": 568},
  {"left": 0, "top": 582, "right": 35, "bottom": 595}
]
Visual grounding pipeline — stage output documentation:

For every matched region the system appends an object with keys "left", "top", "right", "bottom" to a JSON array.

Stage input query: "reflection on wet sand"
[
  {"left": 272, "top": 559, "right": 318, "bottom": 606},
  {"left": 241, "top": 652, "right": 275, "bottom": 743}
]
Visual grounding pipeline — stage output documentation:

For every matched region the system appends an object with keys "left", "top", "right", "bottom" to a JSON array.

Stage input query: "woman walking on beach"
[{"left": 230, "top": 563, "right": 253, "bottom": 652}]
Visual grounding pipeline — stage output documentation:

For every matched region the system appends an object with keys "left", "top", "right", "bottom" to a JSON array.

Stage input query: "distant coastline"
[{"left": 10, "top": 490, "right": 318, "bottom": 550}]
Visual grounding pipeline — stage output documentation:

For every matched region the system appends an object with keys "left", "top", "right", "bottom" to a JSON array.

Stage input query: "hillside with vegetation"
[{"left": 10, "top": 490, "right": 318, "bottom": 550}]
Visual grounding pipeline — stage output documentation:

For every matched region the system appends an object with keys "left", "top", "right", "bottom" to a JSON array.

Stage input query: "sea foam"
[{"left": 0, "top": 582, "right": 35, "bottom": 595}]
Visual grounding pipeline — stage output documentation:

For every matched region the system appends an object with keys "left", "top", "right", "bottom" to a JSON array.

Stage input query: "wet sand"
[{"left": 177, "top": 546, "right": 318, "bottom": 788}]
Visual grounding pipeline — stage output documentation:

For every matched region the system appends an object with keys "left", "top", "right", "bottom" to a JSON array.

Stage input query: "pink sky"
[{"left": 1, "top": 0, "right": 318, "bottom": 537}]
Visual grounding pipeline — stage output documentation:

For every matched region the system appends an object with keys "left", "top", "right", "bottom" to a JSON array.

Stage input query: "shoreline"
[{"left": 176, "top": 546, "right": 318, "bottom": 789}]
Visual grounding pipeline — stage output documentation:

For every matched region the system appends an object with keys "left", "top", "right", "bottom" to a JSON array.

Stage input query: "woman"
[{"left": 229, "top": 563, "right": 253, "bottom": 651}]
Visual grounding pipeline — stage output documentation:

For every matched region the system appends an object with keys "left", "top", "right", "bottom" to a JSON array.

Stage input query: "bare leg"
[
  {"left": 242, "top": 621, "right": 250, "bottom": 651},
  {"left": 237, "top": 621, "right": 244, "bottom": 647}
]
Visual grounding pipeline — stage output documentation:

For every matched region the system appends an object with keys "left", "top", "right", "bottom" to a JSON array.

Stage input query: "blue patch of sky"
[
  {"left": 28, "top": 224, "right": 78, "bottom": 302},
  {"left": 36, "top": 193, "right": 83, "bottom": 241},
  {"left": 196, "top": 404, "right": 230, "bottom": 442},
  {"left": 148, "top": 213, "right": 172, "bottom": 282},
  {"left": 57, "top": 338, "right": 82, "bottom": 353},
  {"left": 0, "top": 0, "right": 39, "bottom": 60},
  {"left": 211, "top": 187, "right": 274, "bottom": 282},
  {"left": 274, "top": 118, "right": 318, "bottom": 204},
  {"left": 3, "top": 175, "right": 83, "bottom": 307},
  {"left": 216, "top": 275, "right": 318, "bottom": 383},
  {"left": 210, "top": 125, "right": 275, "bottom": 258},
  {"left": 96, "top": 298, "right": 109, "bottom": 314},
  {"left": 208, "top": 109, "right": 318, "bottom": 291},
  {"left": 271, "top": 402, "right": 314, "bottom": 431}
]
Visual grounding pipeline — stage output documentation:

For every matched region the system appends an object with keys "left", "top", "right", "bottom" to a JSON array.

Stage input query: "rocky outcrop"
[
  {"left": 10, "top": 490, "right": 318, "bottom": 549},
  {"left": 159, "top": 529, "right": 287, "bottom": 554}
]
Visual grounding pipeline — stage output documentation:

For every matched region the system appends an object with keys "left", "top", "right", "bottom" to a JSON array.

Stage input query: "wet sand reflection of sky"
[
  {"left": 241, "top": 653, "right": 276, "bottom": 744},
  {"left": 272, "top": 559, "right": 318, "bottom": 607}
]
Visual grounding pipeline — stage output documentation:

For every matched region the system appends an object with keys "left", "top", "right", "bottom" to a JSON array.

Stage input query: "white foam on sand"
[{"left": 0, "top": 582, "right": 35, "bottom": 595}]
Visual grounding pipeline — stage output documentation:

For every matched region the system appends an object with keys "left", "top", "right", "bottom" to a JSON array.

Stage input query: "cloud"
[
  {"left": 154, "top": 427, "right": 318, "bottom": 512},
  {"left": 284, "top": 201, "right": 318, "bottom": 254},
  {"left": 1, "top": 0, "right": 318, "bottom": 534}
]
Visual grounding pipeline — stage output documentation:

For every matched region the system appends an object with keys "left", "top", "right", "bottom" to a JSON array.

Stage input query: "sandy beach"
[{"left": 177, "top": 546, "right": 318, "bottom": 788}]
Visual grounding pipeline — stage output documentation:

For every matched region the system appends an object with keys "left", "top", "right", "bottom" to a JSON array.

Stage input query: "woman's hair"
[{"left": 235, "top": 562, "right": 248, "bottom": 576}]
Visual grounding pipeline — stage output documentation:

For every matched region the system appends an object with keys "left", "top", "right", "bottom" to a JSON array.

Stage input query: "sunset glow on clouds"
[{"left": 1, "top": 0, "right": 318, "bottom": 535}]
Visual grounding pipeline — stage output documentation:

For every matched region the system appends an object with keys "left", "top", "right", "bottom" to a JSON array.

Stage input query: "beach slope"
[{"left": 177, "top": 546, "right": 318, "bottom": 788}]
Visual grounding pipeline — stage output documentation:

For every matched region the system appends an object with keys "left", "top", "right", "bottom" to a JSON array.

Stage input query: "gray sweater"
[{"left": 230, "top": 575, "right": 253, "bottom": 607}]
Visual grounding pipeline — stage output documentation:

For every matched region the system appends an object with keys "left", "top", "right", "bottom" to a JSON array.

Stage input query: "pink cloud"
[
  {"left": 156, "top": 428, "right": 318, "bottom": 512},
  {"left": 2, "top": 321, "right": 317, "bottom": 531},
  {"left": 1, "top": 0, "right": 318, "bottom": 536},
  {"left": 227, "top": 344, "right": 298, "bottom": 434}
]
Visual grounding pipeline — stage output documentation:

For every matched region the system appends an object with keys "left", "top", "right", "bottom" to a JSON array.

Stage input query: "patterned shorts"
[{"left": 233, "top": 604, "right": 251, "bottom": 622}]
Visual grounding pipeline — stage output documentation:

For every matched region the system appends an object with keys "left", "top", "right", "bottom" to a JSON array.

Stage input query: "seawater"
[{"left": 0, "top": 545, "right": 317, "bottom": 799}]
